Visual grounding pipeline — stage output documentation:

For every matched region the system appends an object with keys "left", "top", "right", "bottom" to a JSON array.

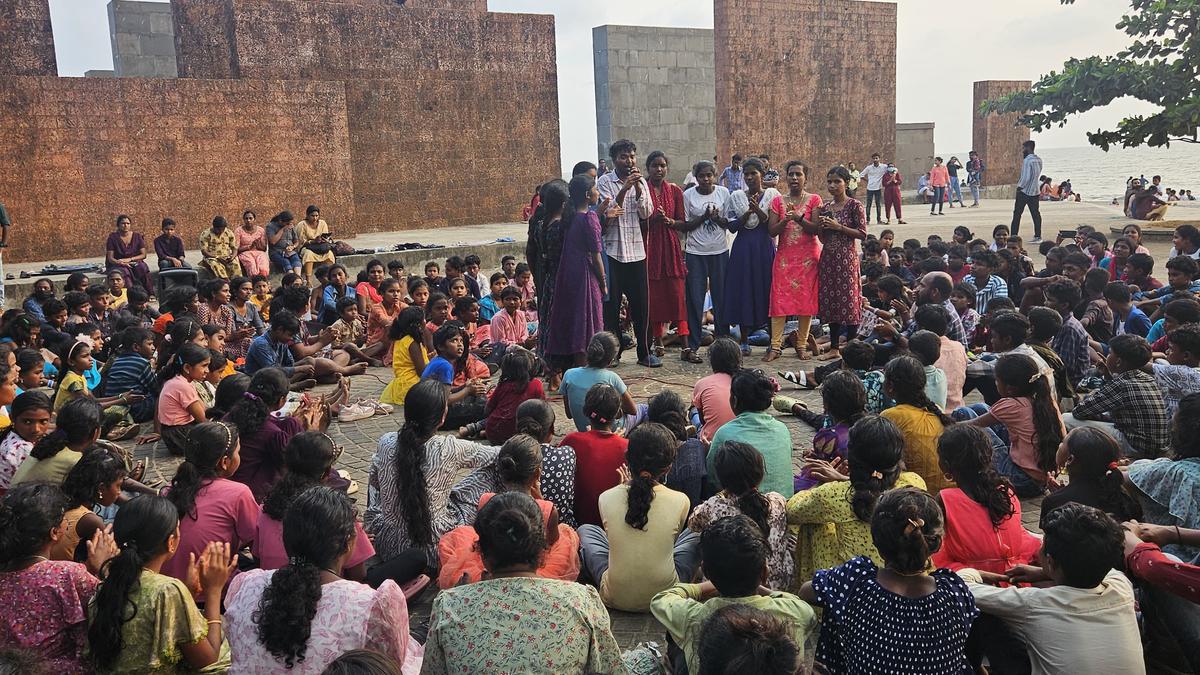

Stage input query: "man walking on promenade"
[
  {"left": 1011, "top": 140, "right": 1044, "bottom": 243},
  {"left": 966, "top": 150, "right": 985, "bottom": 207},
  {"left": 859, "top": 153, "right": 889, "bottom": 224}
]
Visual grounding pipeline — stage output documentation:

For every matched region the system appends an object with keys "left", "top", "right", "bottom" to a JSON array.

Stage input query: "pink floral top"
[
  {"left": 489, "top": 308, "right": 530, "bottom": 347},
  {"left": 224, "top": 570, "right": 422, "bottom": 674},
  {"left": 0, "top": 430, "right": 34, "bottom": 492},
  {"left": 0, "top": 560, "right": 98, "bottom": 674}
]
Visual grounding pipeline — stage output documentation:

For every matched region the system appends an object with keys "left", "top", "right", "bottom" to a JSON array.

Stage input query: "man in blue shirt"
[{"left": 719, "top": 154, "right": 746, "bottom": 191}]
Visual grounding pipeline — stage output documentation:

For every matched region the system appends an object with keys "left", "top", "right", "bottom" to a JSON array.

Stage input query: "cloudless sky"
[{"left": 50, "top": 0, "right": 1157, "bottom": 170}]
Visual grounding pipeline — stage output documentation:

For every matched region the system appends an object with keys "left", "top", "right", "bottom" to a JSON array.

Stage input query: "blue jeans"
[
  {"left": 930, "top": 186, "right": 946, "bottom": 212},
  {"left": 685, "top": 251, "right": 729, "bottom": 350},
  {"left": 953, "top": 404, "right": 1041, "bottom": 497},
  {"left": 969, "top": 182, "right": 980, "bottom": 204},
  {"left": 949, "top": 176, "right": 963, "bottom": 203},
  {"left": 578, "top": 524, "right": 701, "bottom": 586},
  {"left": 270, "top": 250, "right": 301, "bottom": 272}
]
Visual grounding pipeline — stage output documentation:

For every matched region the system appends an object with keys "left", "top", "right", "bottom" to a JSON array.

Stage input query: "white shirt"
[
  {"left": 596, "top": 171, "right": 652, "bottom": 263},
  {"left": 1167, "top": 246, "right": 1200, "bottom": 261},
  {"left": 959, "top": 568, "right": 1145, "bottom": 675},
  {"left": 859, "top": 163, "right": 889, "bottom": 191},
  {"left": 681, "top": 185, "right": 732, "bottom": 256}
]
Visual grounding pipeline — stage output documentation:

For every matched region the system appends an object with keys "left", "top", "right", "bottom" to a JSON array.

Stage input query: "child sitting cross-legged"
[
  {"left": 688, "top": 441, "right": 796, "bottom": 590},
  {"left": 793, "top": 370, "right": 867, "bottom": 492},
  {"left": 422, "top": 323, "right": 486, "bottom": 431},
  {"left": 651, "top": 514, "right": 816, "bottom": 675},
  {"left": 1065, "top": 333, "right": 1170, "bottom": 459},
  {"left": 458, "top": 348, "right": 544, "bottom": 444},
  {"left": 788, "top": 415, "right": 927, "bottom": 584},
  {"left": 881, "top": 355, "right": 955, "bottom": 494},
  {"left": 1041, "top": 427, "right": 1143, "bottom": 527},
  {"left": 578, "top": 423, "right": 700, "bottom": 612},
  {"left": 329, "top": 296, "right": 384, "bottom": 367},
  {"left": 800, "top": 487, "right": 979, "bottom": 674},
  {"left": 438, "top": 433, "right": 580, "bottom": 587},
  {"left": 707, "top": 369, "right": 794, "bottom": 498},
  {"left": 958, "top": 503, "right": 1144, "bottom": 675},
  {"left": 931, "top": 425, "right": 1042, "bottom": 573},
  {"left": 563, "top": 383, "right": 629, "bottom": 527}
]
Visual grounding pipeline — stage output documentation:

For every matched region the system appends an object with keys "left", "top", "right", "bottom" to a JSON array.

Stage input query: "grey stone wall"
[
  {"left": 108, "top": 0, "right": 177, "bottom": 78},
  {"left": 895, "top": 122, "right": 934, "bottom": 186},
  {"left": 593, "top": 25, "right": 715, "bottom": 183}
]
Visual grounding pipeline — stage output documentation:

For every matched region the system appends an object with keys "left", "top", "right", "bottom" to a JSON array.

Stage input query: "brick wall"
[
  {"left": 593, "top": 25, "right": 716, "bottom": 184},
  {"left": 0, "top": 0, "right": 56, "bottom": 76},
  {"left": 0, "top": 76, "right": 355, "bottom": 262},
  {"left": 173, "top": 0, "right": 559, "bottom": 234},
  {"left": 973, "top": 80, "right": 1031, "bottom": 186},
  {"left": 714, "top": 0, "right": 896, "bottom": 182}
]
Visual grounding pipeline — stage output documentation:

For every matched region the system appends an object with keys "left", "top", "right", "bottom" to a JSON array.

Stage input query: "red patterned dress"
[
  {"left": 817, "top": 198, "right": 867, "bottom": 325},
  {"left": 770, "top": 193, "right": 824, "bottom": 317},
  {"left": 645, "top": 180, "right": 688, "bottom": 325}
]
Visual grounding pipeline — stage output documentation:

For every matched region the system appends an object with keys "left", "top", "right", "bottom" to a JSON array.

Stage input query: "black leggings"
[
  {"left": 366, "top": 548, "right": 428, "bottom": 588},
  {"left": 603, "top": 257, "right": 650, "bottom": 361},
  {"left": 827, "top": 323, "right": 859, "bottom": 351}
]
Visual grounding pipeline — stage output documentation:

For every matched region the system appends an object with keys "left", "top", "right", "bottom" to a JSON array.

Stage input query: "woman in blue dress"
[{"left": 722, "top": 158, "right": 783, "bottom": 355}]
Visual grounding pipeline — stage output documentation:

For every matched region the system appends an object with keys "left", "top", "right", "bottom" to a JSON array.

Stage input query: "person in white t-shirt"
[
  {"left": 677, "top": 160, "right": 732, "bottom": 363},
  {"left": 858, "top": 153, "right": 889, "bottom": 225}
]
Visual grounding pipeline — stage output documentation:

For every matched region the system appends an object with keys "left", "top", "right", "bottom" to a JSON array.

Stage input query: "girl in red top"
[
  {"left": 931, "top": 425, "right": 1041, "bottom": 573},
  {"left": 644, "top": 151, "right": 688, "bottom": 356},
  {"left": 561, "top": 383, "right": 628, "bottom": 527},
  {"left": 458, "top": 349, "right": 545, "bottom": 444}
]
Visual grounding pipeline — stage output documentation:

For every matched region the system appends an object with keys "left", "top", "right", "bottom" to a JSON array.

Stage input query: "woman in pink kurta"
[
  {"left": 236, "top": 211, "right": 270, "bottom": 278},
  {"left": 766, "top": 160, "right": 823, "bottom": 361}
]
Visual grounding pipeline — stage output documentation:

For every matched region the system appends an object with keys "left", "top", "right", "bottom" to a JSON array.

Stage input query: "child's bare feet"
[{"left": 347, "top": 363, "right": 369, "bottom": 376}]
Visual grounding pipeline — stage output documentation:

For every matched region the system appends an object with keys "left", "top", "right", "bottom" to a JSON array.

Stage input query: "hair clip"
[
  {"left": 1107, "top": 461, "right": 1119, "bottom": 471},
  {"left": 870, "top": 470, "right": 883, "bottom": 479},
  {"left": 904, "top": 517, "right": 926, "bottom": 535},
  {"left": 243, "top": 391, "right": 260, "bottom": 401},
  {"left": 1029, "top": 372, "right": 1042, "bottom": 384}
]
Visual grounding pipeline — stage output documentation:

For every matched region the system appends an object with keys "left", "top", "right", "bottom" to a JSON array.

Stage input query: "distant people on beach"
[{"left": 1130, "top": 182, "right": 1172, "bottom": 221}]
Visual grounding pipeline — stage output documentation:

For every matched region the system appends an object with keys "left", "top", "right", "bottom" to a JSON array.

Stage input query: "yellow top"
[
  {"left": 881, "top": 404, "right": 954, "bottom": 494},
  {"left": 54, "top": 371, "right": 89, "bottom": 413},
  {"left": 597, "top": 483, "right": 690, "bottom": 612},
  {"left": 380, "top": 336, "right": 428, "bottom": 405}
]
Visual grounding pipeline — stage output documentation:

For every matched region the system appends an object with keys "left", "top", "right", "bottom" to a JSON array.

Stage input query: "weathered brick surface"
[
  {"left": 0, "top": 76, "right": 354, "bottom": 262},
  {"left": 973, "top": 80, "right": 1031, "bottom": 186},
  {"left": 0, "top": 0, "right": 56, "bottom": 76},
  {"left": 713, "top": 0, "right": 896, "bottom": 179},
  {"left": 173, "top": 0, "right": 559, "bottom": 234}
]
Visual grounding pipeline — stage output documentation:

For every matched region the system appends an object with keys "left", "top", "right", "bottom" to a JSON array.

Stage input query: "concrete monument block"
[{"left": 973, "top": 80, "right": 1032, "bottom": 187}]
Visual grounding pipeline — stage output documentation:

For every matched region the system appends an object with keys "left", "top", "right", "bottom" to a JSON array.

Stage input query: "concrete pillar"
[{"left": 108, "top": 0, "right": 179, "bottom": 78}]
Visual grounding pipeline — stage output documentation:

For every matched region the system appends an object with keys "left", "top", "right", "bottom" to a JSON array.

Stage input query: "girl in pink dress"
[
  {"left": 766, "top": 160, "right": 823, "bottom": 361},
  {"left": 236, "top": 210, "right": 270, "bottom": 277}
]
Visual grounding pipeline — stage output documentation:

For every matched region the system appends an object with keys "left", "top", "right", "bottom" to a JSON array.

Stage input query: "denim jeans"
[
  {"left": 865, "top": 189, "right": 883, "bottom": 222},
  {"left": 969, "top": 182, "right": 981, "bottom": 204},
  {"left": 953, "top": 404, "right": 1042, "bottom": 497},
  {"left": 684, "top": 251, "right": 729, "bottom": 351},
  {"left": 578, "top": 524, "right": 701, "bottom": 585},
  {"left": 930, "top": 186, "right": 946, "bottom": 212},
  {"left": 949, "top": 176, "right": 963, "bottom": 203},
  {"left": 270, "top": 249, "right": 302, "bottom": 272}
]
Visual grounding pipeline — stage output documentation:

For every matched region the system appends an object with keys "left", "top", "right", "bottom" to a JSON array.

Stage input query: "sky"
[{"left": 49, "top": 0, "right": 1158, "bottom": 170}]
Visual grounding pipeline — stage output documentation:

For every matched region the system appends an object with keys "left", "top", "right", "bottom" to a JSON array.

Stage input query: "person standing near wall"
[
  {"left": 966, "top": 150, "right": 985, "bottom": 208},
  {"left": 946, "top": 156, "right": 966, "bottom": 208},
  {"left": 859, "top": 153, "right": 889, "bottom": 225},
  {"left": 1011, "top": 140, "right": 1044, "bottom": 243},
  {"left": 928, "top": 158, "right": 949, "bottom": 216},
  {"left": 882, "top": 164, "right": 906, "bottom": 225},
  {"left": 597, "top": 139, "right": 659, "bottom": 368}
]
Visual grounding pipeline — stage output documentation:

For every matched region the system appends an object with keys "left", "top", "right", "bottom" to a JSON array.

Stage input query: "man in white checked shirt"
[{"left": 596, "top": 139, "right": 660, "bottom": 367}]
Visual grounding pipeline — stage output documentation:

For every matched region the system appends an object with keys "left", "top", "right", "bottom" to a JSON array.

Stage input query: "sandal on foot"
[
  {"left": 777, "top": 370, "right": 813, "bottom": 388},
  {"left": 401, "top": 574, "right": 431, "bottom": 600},
  {"left": 681, "top": 348, "right": 703, "bottom": 364},
  {"left": 773, "top": 395, "right": 806, "bottom": 414}
]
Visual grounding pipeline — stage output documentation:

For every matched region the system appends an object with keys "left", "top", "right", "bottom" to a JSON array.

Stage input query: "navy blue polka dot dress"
[{"left": 811, "top": 556, "right": 979, "bottom": 674}]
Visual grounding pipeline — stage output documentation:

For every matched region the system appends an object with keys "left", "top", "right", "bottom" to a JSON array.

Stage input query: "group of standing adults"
[
  {"left": 103, "top": 205, "right": 340, "bottom": 294},
  {"left": 528, "top": 140, "right": 871, "bottom": 375}
]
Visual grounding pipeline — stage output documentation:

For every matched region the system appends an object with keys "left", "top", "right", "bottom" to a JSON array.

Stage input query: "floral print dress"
[
  {"left": 0, "top": 560, "right": 98, "bottom": 674},
  {"left": 688, "top": 491, "right": 795, "bottom": 590},
  {"left": 817, "top": 197, "right": 867, "bottom": 324},
  {"left": 421, "top": 576, "right": 623, "bottom": 674}
]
